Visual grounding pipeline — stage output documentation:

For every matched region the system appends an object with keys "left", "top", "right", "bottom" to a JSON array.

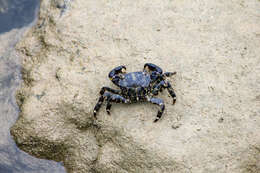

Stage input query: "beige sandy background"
[{"left": 11, "top": 0, "right": 260, "bottom": 172}]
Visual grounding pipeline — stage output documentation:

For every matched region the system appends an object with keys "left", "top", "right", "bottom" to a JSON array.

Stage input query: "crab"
[{"left": 93, "top": 63, "right": 177, "bottom": 122}]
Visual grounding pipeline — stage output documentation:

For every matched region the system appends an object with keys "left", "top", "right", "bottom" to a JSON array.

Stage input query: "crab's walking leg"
[
  {"left": 93, "top": 95, "right": 105, "bottom": 118},
  {"left": 94, "top": 91, "right": 129, "bottom": 117},
  {"left": 106, "top": 93, "right": 129, "bottom": 114},
  {"left": 148, "top": 97, "right": 165, "bottom": 122},
  {"left": 165, "top": 82, "right": 177, "bottom": 104},
  {"left": 100, "top": 87, "right": 120, "bottom": 95},
  {"left": 152, "top": 81, "right": 177, "bottom": 104},
  {"left": 94, "top": 87, "right": 120, "bottom": 117},
  {"left": 163, "top": 72, "right": 176, "bottom": 77},
  {"left": 152, "top": 81, "right": 165, "bottom": 95}
]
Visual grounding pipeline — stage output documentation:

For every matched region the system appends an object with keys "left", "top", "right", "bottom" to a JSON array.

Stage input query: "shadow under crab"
[{"left": 93, "top": 63, "right": 177, "bottom": 122}]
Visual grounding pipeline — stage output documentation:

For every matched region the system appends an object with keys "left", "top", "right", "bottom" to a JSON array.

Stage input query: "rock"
[{"left": 11, "top": 0, "right": 260, "bottom": 172}]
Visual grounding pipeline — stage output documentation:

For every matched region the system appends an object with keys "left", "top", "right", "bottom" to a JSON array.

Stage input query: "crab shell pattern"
[{"left": 93, "top": 63, "right": 177, "bottom": 122}]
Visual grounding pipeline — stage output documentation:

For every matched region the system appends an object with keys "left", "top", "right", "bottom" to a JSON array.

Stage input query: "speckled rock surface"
[{"left": 11, "top": 0, "right": 260, "bottom": 172}]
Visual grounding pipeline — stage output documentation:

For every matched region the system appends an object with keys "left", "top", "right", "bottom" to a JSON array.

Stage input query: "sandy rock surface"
[{"left": 11, "top": 0, "right": 260, "bottom": 172}]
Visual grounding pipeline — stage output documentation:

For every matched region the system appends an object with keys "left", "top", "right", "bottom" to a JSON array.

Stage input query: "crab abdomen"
[
  {"left": 118, "top": 72, "right": 151, "bottom": 88},
  {"left": 123, "top": 86, "right": 150, "bottom": 102}
]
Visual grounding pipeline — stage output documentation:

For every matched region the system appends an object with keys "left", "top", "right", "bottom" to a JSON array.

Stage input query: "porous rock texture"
[{"left": 11, "top": 0, "right": 260, "bottom": 172}]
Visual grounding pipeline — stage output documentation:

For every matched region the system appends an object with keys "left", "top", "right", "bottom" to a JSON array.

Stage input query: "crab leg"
[
  {"left": 165, "top": 82, "right": 177, "bottom": 104},
  {"left": 94, "top": 87, "right": 121, "bottom": 117},
  {"left": 100, "top": 87, "right": 120, "bottom": 95},
  {"left": 94, "top": 90, "right": 129, "bottom": 117},
  {"left": 152, "top": 81, "right": 166, "bottom": 95},
  {"left": 151, "top": 81, "right": 177, "bottom": 104},
  {"left": 93, "top": 95, "right": 105, "bottom": 117},
  {"left": 105, "top": 93, "right": 129, "bottom": 114},
  {"left": 147, "top": 97, "right": 165, "bottom": 122}
]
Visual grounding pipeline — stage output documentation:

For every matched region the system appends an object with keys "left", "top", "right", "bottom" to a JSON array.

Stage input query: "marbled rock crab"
[{"left": 93, "top": 63, "right": 177, "bottom": 122}]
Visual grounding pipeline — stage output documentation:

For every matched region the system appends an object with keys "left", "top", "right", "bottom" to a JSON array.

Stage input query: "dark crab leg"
[
  {"left": 93, "top": 95, "right": 105, "bottom": 117},
  {"left": 165, "top": 82, "right": 177, "bottom": 104},
  {"left": 152, "top": 81, "right": 166, "bottom": 95},
  {"left": 163, "top": 72, "right": 176, "bottom": 77},
  {"left": 100, "top": 87, "right": 120, "bottom": 95},
  {"left": 94, "top": 87, "right": 121, "bottom": 117},
  {"left": 147, "top": 97, "right": 165, "bottom": 122},
  {"left": 151, "top": 81, "right": 177, "bottom": 104},
  {"left": 105, "top": 93, "right": 129, "bottom": 114},
  {"left": 94, "top": 90, "right": 129, "bottom": 117}
]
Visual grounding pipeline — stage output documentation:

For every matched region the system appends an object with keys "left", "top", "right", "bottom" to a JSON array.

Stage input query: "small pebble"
[
  {"left": 218, "top": 117, "right": 224, "bottom": 123},
  {"left": 172, "top": 122, "right": 181, "bottom": 129}
]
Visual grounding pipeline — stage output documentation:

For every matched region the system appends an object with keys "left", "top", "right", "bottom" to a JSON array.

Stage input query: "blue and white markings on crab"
[
  {"left": 93, "top": 63, "right": 177, "bottom": 122},
  {"left": 118, "top": 72, "right": 151, "bottom": 88}
]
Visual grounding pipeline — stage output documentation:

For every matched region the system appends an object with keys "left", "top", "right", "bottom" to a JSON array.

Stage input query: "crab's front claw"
[
  {"left": 108, "top": 65, "right": 126, "bottom": 79},
  {"left": 144, "top": 63, "right": 163, "bottom": 74}
]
